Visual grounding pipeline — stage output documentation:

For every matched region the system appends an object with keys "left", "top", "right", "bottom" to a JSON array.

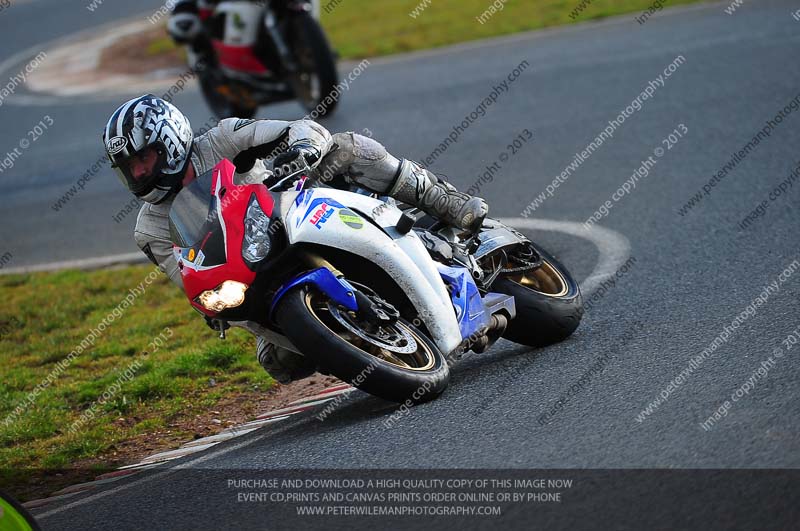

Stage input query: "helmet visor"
[{"left": 112, "top": 145, "right": 167, "bottom": 197}]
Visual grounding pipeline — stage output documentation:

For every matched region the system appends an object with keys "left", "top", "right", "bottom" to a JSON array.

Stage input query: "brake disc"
[{"left": 328, "top": 304, "right": 418, "bottom": 354}]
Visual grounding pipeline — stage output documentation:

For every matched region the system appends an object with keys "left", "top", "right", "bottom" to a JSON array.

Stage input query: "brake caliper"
[{"left": 353, "top": 291, "right": 400, "bottom": 326}]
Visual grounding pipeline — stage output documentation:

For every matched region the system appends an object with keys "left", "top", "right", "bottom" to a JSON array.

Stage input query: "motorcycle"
[
  {"left": 190, "top": 0, "right": 339, "bottom": 119},
  {"left": 168, "top": 158, "right": 583, "bottom": 403}
]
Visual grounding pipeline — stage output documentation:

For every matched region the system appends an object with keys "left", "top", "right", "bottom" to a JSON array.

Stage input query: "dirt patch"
[
  {"left": 16, "top": 374, "right": 341, "bottom": 503},
  {"left": 98, "top": 24, "right": 185, "bottom": 75}
]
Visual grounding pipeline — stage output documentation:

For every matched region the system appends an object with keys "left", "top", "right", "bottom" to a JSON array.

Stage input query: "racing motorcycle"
[
  {"left": 169, "top": 158, "right": 583, "bottom": 403},
  {"left": 190, "top": 0, "right": 338, "bottom": 119}
]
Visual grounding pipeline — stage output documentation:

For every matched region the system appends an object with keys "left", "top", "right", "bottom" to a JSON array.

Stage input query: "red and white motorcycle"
[
  {"left": 190, "top": 0, "right": 339, "bottom": 119},
  {"left": 169, "top": 159, "right": 583, "bottom": 403}
]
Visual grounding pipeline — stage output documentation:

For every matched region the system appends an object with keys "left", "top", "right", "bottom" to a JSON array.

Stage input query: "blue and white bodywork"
[{"left": 272, "top": 187, "right": 515, "bottom": 357}]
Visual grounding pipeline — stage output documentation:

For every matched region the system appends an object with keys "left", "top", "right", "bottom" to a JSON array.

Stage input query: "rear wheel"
[
  {"left": 491, "top": 243, "right": 583, "bottom": 347},
  {"left": 275, "top": 284, "right": 449, "bottom": 403}
]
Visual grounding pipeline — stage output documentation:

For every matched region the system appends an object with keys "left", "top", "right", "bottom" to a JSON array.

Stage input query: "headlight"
[
  {"left": 196, "top": 280, "right": 248, "bottom": 312},
  {"left": 242, "top": 194, "right": 272, "bottom": 263}
]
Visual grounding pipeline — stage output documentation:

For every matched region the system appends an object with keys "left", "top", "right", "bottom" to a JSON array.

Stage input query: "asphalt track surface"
[{"left": 1, "top": 0, "right": 799, "bottom": 529}]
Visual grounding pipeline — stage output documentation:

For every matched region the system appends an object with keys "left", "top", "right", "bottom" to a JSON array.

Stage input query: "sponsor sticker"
[
  {"left": 309, "top": 203, "right": 334, "bottom": 229},
  {"left": 339, "top": 209, "right": 364, "bottom": 229},
  {"left": 233, "top": 119, "right": 256, "bottom": 131},
  {"left": 106, "top": 136, "right": 127, "bottom": 156}
]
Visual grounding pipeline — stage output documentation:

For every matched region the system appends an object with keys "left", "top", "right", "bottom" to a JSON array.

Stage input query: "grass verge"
[
  {"left": 320, "top": 0, "right": 704, "bottom": 58},
  {"left": 0, "top": 265, "right": 274, "bottom": 499}
]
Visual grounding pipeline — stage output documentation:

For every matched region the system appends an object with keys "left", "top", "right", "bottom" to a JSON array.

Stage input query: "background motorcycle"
[
  {"left": 168, "top": 159, "right": 583, "bottom": 403},
  {"left": 191, "top": 0, "right": 339, "bottom": 119}
]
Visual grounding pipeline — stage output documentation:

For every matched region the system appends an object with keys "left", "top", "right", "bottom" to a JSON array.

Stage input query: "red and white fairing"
[{"left": 172, "top": 159, "right": 274, "bottom": 316}]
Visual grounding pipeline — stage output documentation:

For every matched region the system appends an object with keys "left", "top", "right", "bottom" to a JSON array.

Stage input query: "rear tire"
[
  {"left": 492, "top": 244, "right": 583, "bottom": 347},
  {"left": 275, "top": 286, "right": 449, "bottom": 403}
]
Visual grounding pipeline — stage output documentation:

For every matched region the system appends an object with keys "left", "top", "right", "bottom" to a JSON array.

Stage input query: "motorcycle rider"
[{"left": 103, "top": 94, "right": 488, "bottom": 383}]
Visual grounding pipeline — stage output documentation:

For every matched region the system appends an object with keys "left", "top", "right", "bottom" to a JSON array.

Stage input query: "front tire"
[
  {"left": 275, "top": 286, "right": 449, "bottom": 403},
  {"left": 198, "top": 67, "right": 258, "bottom": 120},
  {"left": 286, "top": 12, "right": 339, "bottom": 117},
  {"left": 492, "top": 243, "right": 583, "bottom": 347}
]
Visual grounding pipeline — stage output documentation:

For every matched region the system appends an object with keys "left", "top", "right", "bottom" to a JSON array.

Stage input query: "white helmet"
[{"left": 102, "top": 94, "right": 194, "bottom": 204}]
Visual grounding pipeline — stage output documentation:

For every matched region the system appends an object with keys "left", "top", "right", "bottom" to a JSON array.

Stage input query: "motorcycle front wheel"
[
  {"left": 275, "top": 285, "right": 449, "bottom": 403},
  {"left": 286, "top": 12, "right": 339, "bottom": 117},
  {"left": 198, "top": 67, "right": 258, "bottom": 120}
]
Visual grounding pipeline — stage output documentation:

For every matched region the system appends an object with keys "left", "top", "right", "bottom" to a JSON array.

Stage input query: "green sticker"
[{"left": 339, "top": 209, "right": 364, "bottom": 230}]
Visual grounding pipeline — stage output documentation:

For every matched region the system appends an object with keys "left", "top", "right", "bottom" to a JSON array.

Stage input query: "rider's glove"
[{"left": 274, "top": 144, "right": 321, "bottom": 171}]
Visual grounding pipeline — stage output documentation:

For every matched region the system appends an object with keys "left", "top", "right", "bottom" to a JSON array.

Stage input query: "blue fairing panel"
[
  {"left": 436, "top": 263, "right": 492, "bottom": 340},
  {"left": 270, "top": 267, "right": 358, "bottom": 320}
]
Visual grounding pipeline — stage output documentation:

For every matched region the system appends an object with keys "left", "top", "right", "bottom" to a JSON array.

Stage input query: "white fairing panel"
[
  {"left": 280, "top": 188, "right": 462, "bottom": 355},
  {"left": 215, "top": 2, "right": 264, "bottom": 47}
]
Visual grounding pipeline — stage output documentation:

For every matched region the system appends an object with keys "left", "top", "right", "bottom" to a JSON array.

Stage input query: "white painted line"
[
  {"left": 0, "top": 252, "right": 148, "bottom": 275},
  {"left": 287, "top": 386, "right": 354, "bottom": 406},
  {"left": 7, "top": 219, "right": 628, "bottom": 284},
  {"left": 35, "top": 414, "right": 319, "bottom": 520},
  {"left": 0, "top": 10, "right": 174, "bottom": 107},
  {"left": 50, "top": 474, "right": 131, "bottom": 497},
  {"left": 181, "top": 427, "right": 258, "bottom": 449},
  {"left": 114, "top": 461, "right": 170, "bottom": 472},
  {"left": 235, "top": 414, "right": 293, "bottom": 428},
  {"left": 137, "top": 441, "right": 220, "bottom": 465},
  {"left": 254, "top": 398, "right": 335, "bottom": 420},
  {"left": 498, "top": 218, "right": 631, "bottom": 298},
  {"left": 23, "top": 490, "right": 85, "bottom": 510}
]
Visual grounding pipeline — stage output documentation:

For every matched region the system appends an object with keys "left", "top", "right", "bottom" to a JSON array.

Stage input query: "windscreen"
[
  {"left": 168, "top": 170, "right": 227, "bottom": 268},
  {"left": 169, "top": 170, "right": 216, "bottom": 248}
]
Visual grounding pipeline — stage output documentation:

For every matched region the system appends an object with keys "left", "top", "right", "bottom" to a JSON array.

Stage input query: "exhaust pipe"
[{"left": 470, "top": 313, "right": 509, "bottom": 353}]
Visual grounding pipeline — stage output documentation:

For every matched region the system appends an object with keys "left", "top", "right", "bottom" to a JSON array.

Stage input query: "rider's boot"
[
  {"left": 389, "top": 159, "right": 488, "bottom": 233},
  {"left": 256, "top": 338, "right": 316, "bottom": 384}
]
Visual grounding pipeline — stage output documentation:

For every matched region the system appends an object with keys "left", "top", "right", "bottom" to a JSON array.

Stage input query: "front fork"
[{"left": 261, "top": 1, "right": 299, "bottom": 74}]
